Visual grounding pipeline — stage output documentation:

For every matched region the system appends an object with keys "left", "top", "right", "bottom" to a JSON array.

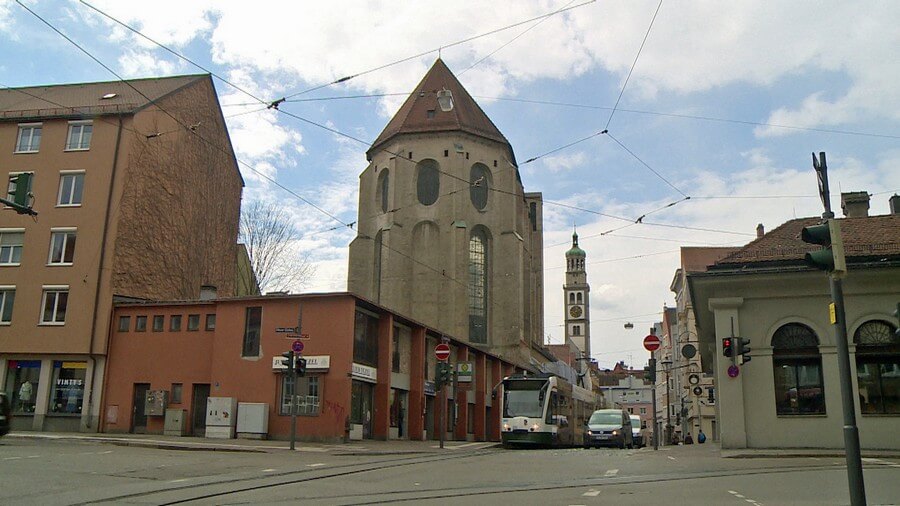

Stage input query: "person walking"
[{"left": 697, "top": 429, "right": 707, "bottom": 444}]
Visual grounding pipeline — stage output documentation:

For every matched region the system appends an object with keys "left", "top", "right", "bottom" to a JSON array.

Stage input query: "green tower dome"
[{"left": 566, "top": 230, "right": 585, "bottom": 257}]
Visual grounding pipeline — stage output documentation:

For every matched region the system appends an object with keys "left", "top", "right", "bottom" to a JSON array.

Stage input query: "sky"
[{"left": 2, "top": 0, "right": 898, "bottom": 369}]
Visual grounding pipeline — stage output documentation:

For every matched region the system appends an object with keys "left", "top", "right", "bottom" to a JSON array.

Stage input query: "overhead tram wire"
[
  {"left": 605, "top": 132, "right": 689, "bottom": 198},
  {"left": 280, "top": 0, "right": 596, "bottom": 100},
  {"left": 19, "top": 1, "right": 350, "bottom": 230}
]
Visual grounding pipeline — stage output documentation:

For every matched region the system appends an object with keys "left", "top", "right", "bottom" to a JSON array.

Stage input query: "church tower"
[
  {"left": 348, "top": 59, "right": 545, "bottom": 367},
  {"left": 564, "top": 228, "right": 590, "bottom": 359}
]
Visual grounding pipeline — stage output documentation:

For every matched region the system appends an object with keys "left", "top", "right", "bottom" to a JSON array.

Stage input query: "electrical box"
[
  {"left": 205, "top": 397, "right": 237, "bottom": 439},
  {"left": 164, "top": 408, "right": 187, "bottom": 436},
  {"left": 236, "top": 403, "right": 269, "bottom": 439},
  {"left": 145, "top": 390, "right": 168, "bottom": 416}
]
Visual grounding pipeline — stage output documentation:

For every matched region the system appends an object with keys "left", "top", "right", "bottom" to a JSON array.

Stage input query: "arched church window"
[
  {"left": 373, "top": 230, "right": 383, "bottom": 302},
  {"left": 568, "top": 292, "right": 575, "bottom": 304},
  {"left": 854, "top": 320, "right": 899, "bottom": 414},
  {"left": 772, "top": 323, "right": 825, "bottom": 415},
  {"left": 469, "top": 163, "right": 490, "bottom": 211},
  {"left": 468, "top": 228, "right": 489, "bottom": 344},
  {"left": 576, "top": 293, "right": 583, "bottom": 304},
  {"left": 377, "top": 170, "right": 389, "bottom": 213},
  {"left": 416, "top": 159, "right": 440, "bottom": 206}
]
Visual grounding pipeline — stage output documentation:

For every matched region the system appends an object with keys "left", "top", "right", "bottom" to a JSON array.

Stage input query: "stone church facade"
[{"left": 348, "top": 59, "right": 545, "bottom": 367}]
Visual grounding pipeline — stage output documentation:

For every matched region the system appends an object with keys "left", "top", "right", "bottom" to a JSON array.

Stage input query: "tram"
[{"left": 499, "top": 373, "right": 601, "bottom": 447}]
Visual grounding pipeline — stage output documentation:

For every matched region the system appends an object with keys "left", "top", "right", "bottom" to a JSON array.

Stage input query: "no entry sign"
[
  {"left": 643, "top": 335, "right": 661, "bottom": 352},
  {"left": 435, "top": 343, "right": 451, "bottom": 361}
]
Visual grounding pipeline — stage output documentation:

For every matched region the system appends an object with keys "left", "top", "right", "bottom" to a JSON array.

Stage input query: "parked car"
[
  {"left": 629, "top": 414, "right": 644, "bottom": 448},
  {"left": 584, "top": 408, "right": 633, "bottom": 449},
  {"left": 0, "top": 392, "right": 11, "bottom": 437}
]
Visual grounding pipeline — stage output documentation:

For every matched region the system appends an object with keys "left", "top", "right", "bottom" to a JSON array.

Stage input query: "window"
[
  {"left": 640, "top": 407, "right": 647, "bottom": 414},
  {"left": 49, "top": 361, "right": 86, "bottom": 414},
  {"left": 40, "top": 287, "right": 69, "bottom": 324},
  {"left": 187, "top": 314, "right": 200, "bottom": 331},
  {"left": 171, "top": 383, "right": 183, "bottom": 404},
  {"left": 573, "top": 325, "right": 581, "bottom": 336},
  {"left": 577, "top": 293, "right": 583, "bottom": 304},
  {"left": 5, "top": 360, "right": 41, "bottom": 414},
  {"left": 280, "top": 375, "right": 320, "bottom": 415},
  {"left": 855, "top": 320, "right": 899, "bottom": 414},
  {"left": 15, "top": 124, "right": 41, "bottom": 152},
  {"left": 117, "top": 316, "right": 130, "bottom": 332},
  {"left": 377, "top": 170, "right": 390, "bottom": 213},
  {"left": 152, "top": 315, "right": 164, "bottom": 332},
  {"left": 170, "top": 315, "right": 182, "bottom": 331},
  {"left": 469, "top": 163, "right": 490, "bottom": 211},
  {"left": 468, "top": 228, "right": 488, "bottom": 344},
  {"left": 242, "top": 307, "right": 262, "bottom": 356},
  {"left": 205, "top": 313, "right": 216, "bottom": 331},
  {"left": 7, "top": 172, "right": 34, "bottom": 205},
  {"left": 48, "top": 229, "right": 77, "bottom": 265},
  {"left": 772, "top": 323, "right": 826, "bottom": 415},
  {"left": 392, "top": 326, "right": 401, "bottom": 373},
  {"left": 0, "top": 231, "right": 23, "bottom": 265},
  {"left": 135, "top": 315, "right": 147, "bottom": 332},
  {"left": 415, "top": 159, "right": 440, "bottom": 206},
  {"left": 353, "top": 310, "right": 379, "bottom": 366},
  {"left": 65, "top": 121, "right": 92, "bottom": 150},
  {"left": 426, "top": 109, "right": 435, "bottom": 119},
  {"left": 0, "top": 287, "right": 15, "bottom": 324},
  {"left": 57, "top": 173, "right": 84, "bottom": 206}
]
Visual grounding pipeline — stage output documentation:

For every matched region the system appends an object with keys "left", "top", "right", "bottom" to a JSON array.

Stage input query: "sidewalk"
[
  {"left": 4, "top": 431, "right": 500, "bottom": 455},
  {"left": 660, "top": 440, "right": 900, "bottom": 460}
]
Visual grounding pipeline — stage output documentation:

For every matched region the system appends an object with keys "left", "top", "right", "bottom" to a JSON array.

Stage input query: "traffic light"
[
  {"left": 644, "top": 358, "right": 657, "bottom": 383},
  {"left": 801, "top": 219, "right": 846, "bottom": 274},
  {"left": 722, "top": 337, "right": 733, "bottom": 359},
  {"left": 736, "top": 337, "right": 752, "bottom": 364},
  {"left": 9, "top": 173, "right": 32, "bottom": 207},
  {"left": 436, "top": 362, "right": 453, "bottom": 388},
  {"left": 281, "top": 351, "right": 295, "bottom": 373},
  {"left": 296, "top": 357, "right": 307, "bottom": 377}
]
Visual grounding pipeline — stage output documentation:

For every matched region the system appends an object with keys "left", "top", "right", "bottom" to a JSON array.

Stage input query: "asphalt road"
[{"left": 1, "top": 437, "right": 898, "bottom": 505}]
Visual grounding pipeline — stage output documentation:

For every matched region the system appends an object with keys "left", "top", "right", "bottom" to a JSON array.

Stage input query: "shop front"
[{"left": 2, "top": 358, "right": 91, "bottom": 432}]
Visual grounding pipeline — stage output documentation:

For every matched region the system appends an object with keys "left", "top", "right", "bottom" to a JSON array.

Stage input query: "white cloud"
[
  {"left": 117, "top": 49, "right": 181, "bottom": 77},
  {"left": 541, "top": 152, "right": 587, "bottom": 173}
]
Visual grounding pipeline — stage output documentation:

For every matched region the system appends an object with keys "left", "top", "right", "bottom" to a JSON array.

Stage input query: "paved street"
[{"left": 2, "top": 435, "right": 899, "bottom": 505}]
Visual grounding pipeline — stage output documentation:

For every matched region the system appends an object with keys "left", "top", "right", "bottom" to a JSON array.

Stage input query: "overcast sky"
[{"left": 3, "top": 0, "right": 898, "bottom": 369}]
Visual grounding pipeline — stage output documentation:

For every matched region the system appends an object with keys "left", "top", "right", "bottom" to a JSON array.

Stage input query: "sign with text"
[
  {"left": 351, "top": 363, "right": 378, "bottom": 383},
  {"left": 273, "top": 355, "right": 330, "bottom": 371},
  {"left": 456, "top": 361, "right": 474, "bottom": 383},
  {"left": 276, "top": 326, "right": 300, "bottom": 333}
]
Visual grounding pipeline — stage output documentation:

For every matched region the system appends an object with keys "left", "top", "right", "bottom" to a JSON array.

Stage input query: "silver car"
[{"left": 584, "top": 409, "right": 633, "bottom": 449}]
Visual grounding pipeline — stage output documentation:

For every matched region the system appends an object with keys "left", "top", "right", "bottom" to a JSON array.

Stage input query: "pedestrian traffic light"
[
  {"left": 736, "top": 337, "right": 752, "bottom": 365},
  {"left": 9, "top": 173, "right": 32, "bottom": 207},
  {"left": 281, "top": 351, "right": 295, "bottom": 373},
  {"left": 801, "top": 219, "right": 846, "bottom": 274},
  {"left": 722, "top": 337, "right": 733, "bottom": 359},
  {"left": 296, "top": 357, "right": 307, "bottom": 377}
]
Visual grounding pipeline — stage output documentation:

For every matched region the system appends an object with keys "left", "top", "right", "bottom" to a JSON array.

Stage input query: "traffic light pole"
[
  {"left": 438, "top": 371, "right": 446, "bottom": 450},
  {"left": 649, "top": 357, "right": 658, "bottom": 451}
]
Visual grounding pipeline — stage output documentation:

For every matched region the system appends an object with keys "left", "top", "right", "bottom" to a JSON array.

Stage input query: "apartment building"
[{"left": 0, "top": 74, "right": 243, "bottom": 432}]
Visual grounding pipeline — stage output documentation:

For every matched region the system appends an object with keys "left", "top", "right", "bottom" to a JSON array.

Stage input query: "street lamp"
[{"left": 661, "top": 358, "right": 673, "bottom": 445}]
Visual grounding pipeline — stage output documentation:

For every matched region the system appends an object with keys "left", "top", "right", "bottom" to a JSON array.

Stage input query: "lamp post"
[{"left": 661, "top": 358, "right": 673, "bottom": 445}]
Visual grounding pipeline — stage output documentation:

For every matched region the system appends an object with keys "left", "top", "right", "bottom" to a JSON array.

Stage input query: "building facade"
[
  {"left": 690, "top": 194, "right": 900, "bottom": 449},
  {"left": 101, "top": 292, "right": 519, "bottom": 442},
  {"left": 347, "top": 59, "right": 545, "bottom": 368},
  {"left": 0, "top": 75, "right": 243, "bottom": 432},
  {"left": 564, "top": 229, "right": 591, "bottom": 360}
]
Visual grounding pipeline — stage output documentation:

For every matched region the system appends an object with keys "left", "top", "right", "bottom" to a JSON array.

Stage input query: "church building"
[
  {"left": 348, "top": 59, "right": 546, "bottom": 368},
  {"left": 564, "top": 229, "right": 591, "bottom": 360}
]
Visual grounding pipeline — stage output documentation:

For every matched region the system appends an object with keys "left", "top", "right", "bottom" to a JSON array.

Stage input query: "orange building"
[{"left": 102, "top": 293, "right": 520, "bottom": 442}]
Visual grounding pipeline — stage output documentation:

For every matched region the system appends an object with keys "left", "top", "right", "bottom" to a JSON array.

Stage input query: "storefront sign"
[
  {"left": 273, "top": 355, "right": 330, "bottom": 371},
  {"left": 424, "top": 380, "right": 436, "bottom": 396},
  {"left": 351, "top": 363, "right": 378, "bottom": 383},
  {"left": 457, "top": 361, "right": 474, "bottom": 383}
]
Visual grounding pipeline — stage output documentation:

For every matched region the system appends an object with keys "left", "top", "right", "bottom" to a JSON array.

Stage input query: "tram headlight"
[
  {"left": 530, "top": 424, "right": 540, "bottom": 432},
  {"left": 503, "top": 423, "right": 511, "bottom": 431}
]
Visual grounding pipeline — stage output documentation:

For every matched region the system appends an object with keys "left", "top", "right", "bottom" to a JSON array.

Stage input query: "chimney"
[
  {"left": 199, "top": 285, "right": 218, "bottom": 301},
  {"left": 890, "top": 194, "right": 900, "bottom": 215},
  {"left": 756, "top": 223, "right": 765, "bottom": 238},
  {"left": 841, "top": 191, "right": 870, "bottom": 218}
]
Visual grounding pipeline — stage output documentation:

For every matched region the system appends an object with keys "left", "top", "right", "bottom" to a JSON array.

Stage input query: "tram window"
[{"left": 546, "top": 392, "right": 558, "bottom": 424}]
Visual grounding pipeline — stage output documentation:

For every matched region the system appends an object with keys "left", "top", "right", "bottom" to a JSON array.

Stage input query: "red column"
[
  {"left": 373, "top": 313, "right": 393, "bottom": 440},
  {"left": 474, "top": 352, "right": 487, "bottom": 441},
  {"left": 454, "top": 346, "right": 469, "bottom": 441},
  {"left": 490, "top": 358, "right": 503, "bottom": 441},
  {"left": 408, "top": 326, "right": 425, "bottom": 441}
]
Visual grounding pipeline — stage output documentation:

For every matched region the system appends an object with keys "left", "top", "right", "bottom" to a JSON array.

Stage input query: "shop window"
[
  {"left": 65, "top": 121, "right": 92, "bottom": 150},
  {"left": 152, "top": 315, "right": 164, "bottom": 332},
  {"left": 170, "top": 314, "right": 182, "bottom": 331},
  {"left": 242, "top": 307, "right": 262, "bottom": 357},
  {"left": 772, "top": 323, "right": 826, "bottom": 415},
  {"left": 0, "top": 287, "right": 15, "bottom": 324},
  {"left": 171, "top": 383, "right": 183, "bottom": 404},
  {"left": 854, "top": 320, "right": 899, "bottom": 414},
  {"left": 280, "top": 375, "right": 320, "bottom": 415},
  {"left": 5, "top": 360, "right": 41, "bottom": 414},
  {"left": 15, "top": 123, "right": 41, "bottom": 153},
  {"left": 135, "top": 315, "right": 147, "bottom": 332},
  {"left": 187, "top": 314, "right": 200, "bottom": 331},
  {"left": 49, "top": 361, "right": 86, "bottom": 415},
  {"left": 57, "top": 172, "right": 84, "bottom": 206},
  {"left": 205, "top": 313, "right": 216, "bottom": 330},
  {"left": 117, "top": 316, "right": 130, "bottom": 332},
  {"left": 353, "top": 310, "right": 379, "bottom": 367},
  {"left": 40, "top": 287, "right": 68, "bottom": 325}
]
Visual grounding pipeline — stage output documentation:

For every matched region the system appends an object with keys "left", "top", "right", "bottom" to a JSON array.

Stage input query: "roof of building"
[
  {"left": 0, "top": 74, "right": 208, "bottom": 121},
  {"left": 367, "top": 59, "right": 512, "bottom": 160},
  {"left": 680, "top": 246, "right": 742, "bottom": 272},
  {"left": 566, "top": 231, "right": 586, "bottom": 257},
  {"left": 711, "top": 214, "right": 900, "bottom": 269}
]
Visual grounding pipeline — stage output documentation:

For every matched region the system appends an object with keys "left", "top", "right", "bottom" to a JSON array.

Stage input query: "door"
[
  {"left": 425, "top": 396, "right": 434, "bottom": 440},
  {"left": 191, "top": 384, "right": 210, "bottom": 436},
  {"left": 131, "top": 383, "right": 150, "bottom": 433}
]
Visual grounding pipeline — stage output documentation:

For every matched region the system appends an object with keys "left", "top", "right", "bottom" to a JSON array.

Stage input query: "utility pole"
[
  {"left": 649, "top": 357, "right": 658, "bottom": 451},
  {"left": 661, "top": 359, "right": 672, "bottom": 445},
  {"left": 803, "top": 152, "right": 866, "bottom": 506}
]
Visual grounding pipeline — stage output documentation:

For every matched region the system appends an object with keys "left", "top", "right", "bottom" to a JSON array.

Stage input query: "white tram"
[{"left": 500, "top": 373, "right": 600, "bottom": 447}]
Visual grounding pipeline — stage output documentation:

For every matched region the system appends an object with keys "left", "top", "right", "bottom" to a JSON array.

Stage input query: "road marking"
[
  {"left": 26, "top": 455, "right": 40, "bottom": 458},
  {"left": 99, "top": 450, "right": 113, "bottom": 454},
  {"left": 604, "top": 469, "right": 619, "bottom": 477},
  {"left": 169, "top": 479, "right": 189, "bottom": 483},
  {"left": 3, "top": 457, "right": 22, "bottom": 460},
  {"left": 667, "top": 456, "right": 676, "bottom": 460},
  {"left": 582, "top": 490, "right": 601, "bottom": 497},
  {"left": 262, "top": 468, "right": 276, "bottom": 472},
  {"left": 306, "top": 463, "right": 326, "bottom": 467}
]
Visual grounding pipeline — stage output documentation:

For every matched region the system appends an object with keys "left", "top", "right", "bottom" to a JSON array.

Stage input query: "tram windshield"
[{"left": 502, "top": 380, "right": 548, "bottom": 418}]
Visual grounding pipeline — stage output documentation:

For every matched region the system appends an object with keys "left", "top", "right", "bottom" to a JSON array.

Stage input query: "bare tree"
[{"left": 239, "top": 200, "right": 315, "bottom": 293}]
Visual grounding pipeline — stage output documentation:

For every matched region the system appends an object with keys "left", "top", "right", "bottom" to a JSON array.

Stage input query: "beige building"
[
  {"left": 690, "top": 193, "right": 900, "bottom": 449},
  {"left": 0, "top": 75, "right": 243, "bottom": 432},
  {"left": 348, "top": 59, "right": 545, "bottom": 368}
]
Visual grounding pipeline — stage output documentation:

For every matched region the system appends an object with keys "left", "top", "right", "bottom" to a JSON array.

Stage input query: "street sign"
[
  {"left": 291, "top": 340, "right": 304, "bottom": 353},
  {"left": 435, "top": 343, "right": 451, "bottom": 361},
  {"left": 276, "top": 326, "right": 300, "bottom": 333},
  {"left": 286, "top": 333, "right": 310, "bottom": 340},
  {"left": 727, "top": 364, "right": 740, "bottom": 378},
  {"left": 457, "top": 362, "right": 473, "bottom": 382},
  {"left": 643, "top": 335, "right": 661, "bottom": 352}
]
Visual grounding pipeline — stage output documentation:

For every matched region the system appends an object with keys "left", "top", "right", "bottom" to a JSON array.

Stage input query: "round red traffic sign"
[
  {"left": 291, "top": 340, "right": 304, "bottom": 353},
  {"left": 643, "top": 335, "right": 661, "bottom": 352},
  {"left": 435, "top": 343, "right": 451, "bottom": 361}
]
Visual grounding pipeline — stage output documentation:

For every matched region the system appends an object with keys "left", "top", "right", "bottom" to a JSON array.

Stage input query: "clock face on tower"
[{"left": 569, "top": 305, "right": 583, "bottom": 318}]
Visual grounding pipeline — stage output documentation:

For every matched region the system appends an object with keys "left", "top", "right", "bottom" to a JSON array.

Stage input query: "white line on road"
[
  {"left": 3, "top": 457, "right": 22, "bottom": 460},
  {"left": 26, "top": 455, "right": 39, "bottom": 458},
  {"left": 667, "top": 456, "right": 676, "bottom": 460},
  {"left": 604, "top": 469, "right": 619, "bottom": 477},
  {"left": 307, "top": 463, "right": 326, "bottom": 467},
  {"left": 98, "top": 450, "right": 113, "bottom": 454},
  {"left": 582, "top": 490, "right": 601, "bottom": 497},
  {"left": 262, "top": 468, "right": 276, "bottom": 472},
  {"left": 169, "top": 479, "right": 189, "bottom": 483}
]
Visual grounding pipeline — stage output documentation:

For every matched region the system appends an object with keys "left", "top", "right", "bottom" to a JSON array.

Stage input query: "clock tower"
[{"left": 564, "top": 228, "right": 590, "bottom": 359}]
